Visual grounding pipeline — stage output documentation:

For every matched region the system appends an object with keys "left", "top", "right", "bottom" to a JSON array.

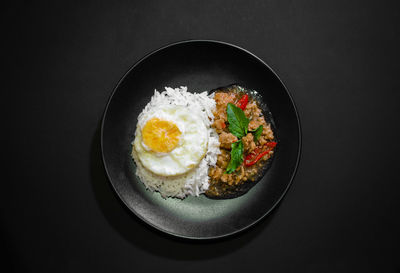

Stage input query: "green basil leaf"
[
  {"left": 250, "top": 125, "right": 263, "bottom": 142},
  {"left": 225, "top": 140, "right": 244, "bottom": 174},
  {"left": 227, "top": 103, "right": 249, "bottom": 138}
]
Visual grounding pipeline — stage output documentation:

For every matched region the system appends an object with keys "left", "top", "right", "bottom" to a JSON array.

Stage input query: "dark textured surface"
[{"left": 3, "top": 0, "right": 400, "bottom": 272}]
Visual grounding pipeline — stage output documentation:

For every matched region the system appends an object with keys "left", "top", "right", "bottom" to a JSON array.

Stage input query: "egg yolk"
[{"left": 142, "top": 118, "right": 182, "bottom": 153}]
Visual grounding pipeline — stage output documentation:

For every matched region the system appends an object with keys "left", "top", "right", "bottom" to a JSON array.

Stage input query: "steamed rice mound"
[{"left": 131, "top": 87, "right": 220, "bottom": 199}]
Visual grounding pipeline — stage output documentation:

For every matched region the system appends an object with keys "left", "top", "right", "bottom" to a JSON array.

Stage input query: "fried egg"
[{"left": 133, "top": 105, "right": 208, "bottom": 176}]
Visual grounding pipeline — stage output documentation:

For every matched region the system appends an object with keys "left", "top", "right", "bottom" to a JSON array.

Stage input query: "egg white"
[{"left": 133, "top": 105, "right": 208, "bottom": 176}]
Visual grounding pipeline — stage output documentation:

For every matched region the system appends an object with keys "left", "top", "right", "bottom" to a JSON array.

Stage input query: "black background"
[{"left": 3, "top": 1, "right": 400, "bottom": 272}]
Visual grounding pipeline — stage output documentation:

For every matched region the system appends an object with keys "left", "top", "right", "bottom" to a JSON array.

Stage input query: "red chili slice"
[
  {"left": 236, "top": 94, "right": 248, "bottom": 110},
  {"left": 265, "top": 141, "right": 277, "bottom": 148},
  {"left": 244, "top": 141, "right": 277, "bottom": 167}
]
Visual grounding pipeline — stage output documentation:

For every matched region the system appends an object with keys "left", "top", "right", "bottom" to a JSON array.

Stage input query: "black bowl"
[{"left": 101, "top": 40, "right": 301, "bottom": 239}]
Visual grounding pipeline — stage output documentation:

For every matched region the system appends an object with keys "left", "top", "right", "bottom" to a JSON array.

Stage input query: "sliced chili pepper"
[
  {"left": 265, "top": 141, "right": 277, "bottom": 148},
  {"left": 244, "top": 150, "right": 269, "bottom": 166},
  {"left": 236, "top": 94, "right": 248, "bottom": 110},
  {"left": 244, "top": 146, "right": 262, "bottom": 166},
  {"left": 244, "top": 141, "right": 277, "bottom": 167}
]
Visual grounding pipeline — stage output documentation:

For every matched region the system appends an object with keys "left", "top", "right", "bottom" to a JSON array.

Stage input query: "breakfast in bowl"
[{"left": 131, "top": 85, "right": 277, "bottom": 199}]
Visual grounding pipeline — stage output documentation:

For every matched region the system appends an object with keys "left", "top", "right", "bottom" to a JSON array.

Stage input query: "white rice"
[{"left": 131, "top": 86, "right": 220, "bottom": 199}]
